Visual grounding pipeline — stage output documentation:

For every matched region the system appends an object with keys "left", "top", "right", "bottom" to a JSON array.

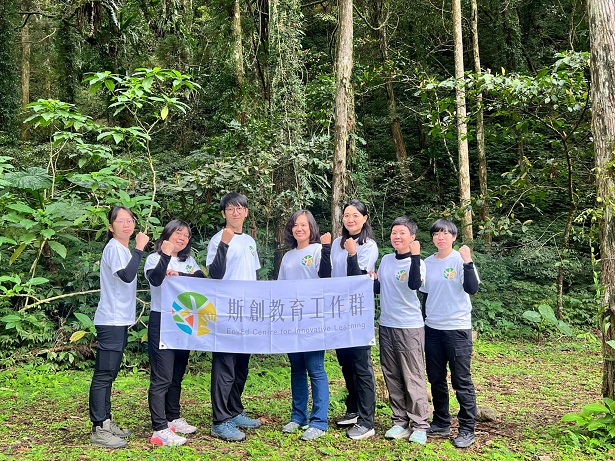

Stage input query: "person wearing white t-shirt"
[
  {"left": 370, "top": 217, "right": 429, "bottom": 445},
  {"left": 278, "top": 210, "right": 332, "bottom": 441},
  {"left": 330, "top": 199, "right": 378, "bottom": 441},
  {"left": 206, "top": 193, "right": 262, "bottom": 442},
  {"left": 89, "top": 206, "right": 149, "bottom": 449},
  {"left": 420, "top": 219, "right": 480, "bottom": 449},
  {"left": 145, "top": 220, "right": 205, "bottom": 447}
]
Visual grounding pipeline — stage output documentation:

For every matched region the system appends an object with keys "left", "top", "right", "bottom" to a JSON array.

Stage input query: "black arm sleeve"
[
  {"left": 318, "top": 244, "right": 332, "bottom": 278},
  {"left": 145, "top": 253, "right": 172, "bottom": 287},
  {"left": 373, "top": 278, "right": 381, "bottom": 294},
  {"left": 207, "top": 242, "right": 229, "bottom": 280},
  {"left": 116, "top": 249, "right": 144, "bottom": 283},
  {"left": 178, "top": 270, "right": 206, "bottom": 278},
  {"left": 463, "top": 262, "right": 480, "bottom": 295},
  {"left": 407, "top": 255, "right": 422, "bottom": 291},
  {"left": 346, "top": 253, "right": 365, "bottom": 276},
  {"left": 421, "top": 292, "right": 428, "bottom": 320}
]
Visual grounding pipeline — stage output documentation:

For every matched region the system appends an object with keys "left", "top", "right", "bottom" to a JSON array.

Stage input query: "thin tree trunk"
[
  {"left": 587, "top": 0, "right": 615, "bottom": 399},
  {"left": 452, "top": 0, "right": 473, "bottom": 242},
  {"left": 231, "top": 0, "right": 244, "bottom": 88},
  {"left": 21, "top": 9, "right": 30, "bottom": 141},
  {"left": 471, "top": 0, "right": 489, "bottom": 247},
  {"left": 331, "top": 0, "right": 354, "bottom": 237}
]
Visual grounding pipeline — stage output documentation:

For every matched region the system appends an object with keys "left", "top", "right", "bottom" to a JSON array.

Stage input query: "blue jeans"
[{"left": 288, "top": 350, "right": 329, "bottom": 430}]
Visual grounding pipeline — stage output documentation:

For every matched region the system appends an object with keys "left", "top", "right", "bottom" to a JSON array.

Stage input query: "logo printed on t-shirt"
[
  {"left": 184, "top": 264, "right": 195, "bottom": 274},
  {"left": 249, "top": 245, "right": 256, "bottom": 256},
  {"left": 301, "top": 255, "right": 315, "bottom": 267},
  {"left": 443, "top": 268, "right": 457, "bottom": 280},
  {"left": 395, "top": 270, "right": 407, "bottom": 282}
]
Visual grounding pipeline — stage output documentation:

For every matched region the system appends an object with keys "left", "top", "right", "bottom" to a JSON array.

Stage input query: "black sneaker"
[
  {"left": 426, "top": 423, "right": 450, "bottom": 437},
  {"left": 336, "top": 412, "right": 359, "bottom": 426},
  {"left": 452, "top": 431, "right": 475, "bottom": 448}
]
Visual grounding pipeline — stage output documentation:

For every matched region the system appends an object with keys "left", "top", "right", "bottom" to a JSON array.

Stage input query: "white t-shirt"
[
  {"left": 331, "top": 237, "right": 378, "bottom": 277},
  {"left": 206, "top": 230, "right": 261, "bottom": 280},
  {"left": 94, "top": 238, "right": 138, "bottom": 326},
  {"left": 377, "top": 253, "right": 426, "bottom": 329},
  {"left": 420, "top": 250, "right": 480, "bottom": 330},
  {"left": 278, "top": 243, "right": 323, "bottom": 281},
  {"left": 145, "top": 253, "right": 202, "bottom": 312}
]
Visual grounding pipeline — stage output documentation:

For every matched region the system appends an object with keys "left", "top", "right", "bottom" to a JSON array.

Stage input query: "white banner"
[{"left": 159, "top": 275, "right": 375, "bottom": 353}]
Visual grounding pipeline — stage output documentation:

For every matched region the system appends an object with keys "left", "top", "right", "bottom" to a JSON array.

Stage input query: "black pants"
[
  {"left": 211, "top": 352, "right": 250, "bottom": 424},
  {"left": 148, "top": 311, "right": 190, "bottom": 431},
  {"left": 335, "top": 346, "right": 376, "bottom": 429},
  {"left": 425, "top": 326, "right": 476, "bottom": 433},
  {"left": 89, "top": 325, "right": 128, "bottom": 425}
]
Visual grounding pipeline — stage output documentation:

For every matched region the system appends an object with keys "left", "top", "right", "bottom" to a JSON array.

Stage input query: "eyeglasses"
[
  {"left": 225, "top": 206, "right": 246, "bottom": 214},
  {"left": 114, "top": 219, "right": 135, "bottom": 224},
  {"left": 432, "top": 230, "right": 451, "bottom": 236}
]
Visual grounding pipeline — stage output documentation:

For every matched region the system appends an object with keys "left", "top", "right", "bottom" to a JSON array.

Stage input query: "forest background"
[{"left": 0, "top": 0, "right": 614, "bottom": 425}]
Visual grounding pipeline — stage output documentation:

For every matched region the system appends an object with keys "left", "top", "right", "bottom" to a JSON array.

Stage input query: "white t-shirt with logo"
[
  {"left": 278, "top": 243, "right": 323, "bottom": 281},
  {"left": 145, "top": 253, "right": 202, "bottom": 312},
  {"left": 206, "top": 230, "right": 261, "bottom": 280},
  {"left": 377, "top": 253, "right": 426, "bottom": 329},
  {"left": 331, "top": 237, "right": 378, "bottom": 277},
  {"left": 420, "top": 250, "right": 480, "bottom": 330},
  {"left": 94, "top": 238, "right": 138, "bottom": 326}
]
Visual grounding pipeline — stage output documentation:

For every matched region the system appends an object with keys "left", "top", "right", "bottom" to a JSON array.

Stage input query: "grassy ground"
[{"left": 0, "top": 337, "right": 606, "bottom": 460}]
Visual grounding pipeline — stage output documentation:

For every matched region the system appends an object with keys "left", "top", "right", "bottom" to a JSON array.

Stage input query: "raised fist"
[
  {"left": 135, "top": 232, "right": 150, "bottom": 251},
  {"left": 320, "top": 232, "right": 332, "bottom": 245}
]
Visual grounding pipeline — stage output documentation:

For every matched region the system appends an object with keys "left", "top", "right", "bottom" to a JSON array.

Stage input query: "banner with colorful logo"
[{"left": 159, "top": 275, "right": 375, "bottom": 353}]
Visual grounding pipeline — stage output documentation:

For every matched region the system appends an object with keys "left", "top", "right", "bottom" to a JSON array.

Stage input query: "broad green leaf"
[
  {"left": 584, "top": 403, "right": 610, "bottom": 413},
  {"left": 74, "top": 312, "right": 94, "bottom": 327},
  {"left": 160, "top": 105, "right": 169, "bottom": 120},
  {"left": 9, "top": 242, "right": 27, "bottom": 265},
  {"left": 47, "top": 241, "right": 67, "bottom": 259},
  {"left": 25, "top": 277, "right": 49, "bottom": 286},
  {"left": 522, "top": 310, "right": 541, "bottom": 323},
  {"left": 70, "top": 330, "right": 87, "bottom": 342},
  {"left": 538, "top": 304, "right": 558, "bottom": 326}
]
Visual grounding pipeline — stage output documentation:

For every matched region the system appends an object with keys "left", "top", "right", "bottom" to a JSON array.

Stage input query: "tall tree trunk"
[
  {"left": 587, "top": 0, "right": 615, "bottom": 399},
  {"left": 452, "top": 0, "right": 473, "bottom": 242},
  {"left": 231, "top": 0, "right": 244, "bottom": 88},
  {"left": 372, "top": 0, "right": 409, "bottom": 181},
  {"left": 0, "top": 0, "right": 20, "bottom": 141},
  {"left": 331, "top": 0, "right": 354, "bottom": 237},
  {"left": 471, "top": 0, "right": 489, "bottom": 247},
  {"left": 21, "top": 0, "right": 31, "bottom": 141}
]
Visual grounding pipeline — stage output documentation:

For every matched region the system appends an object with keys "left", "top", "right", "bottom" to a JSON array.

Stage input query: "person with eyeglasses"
[
  {"left": 89, "top": 206, "right": 150, "bottom": 449},
  {"left": 420, "top": 219, "right": 480, "bottom": 449},
  {"left": 206, "top": 192, "right": 262, "bottom": 442},
  {"left": 330, "top": 199, "right": 378, "bottom": 440},
  {"left": 144, "top": 220, "right": 205, "bottom": 446}
]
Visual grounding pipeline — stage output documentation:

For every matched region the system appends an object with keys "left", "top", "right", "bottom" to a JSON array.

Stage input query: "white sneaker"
[
  {"left": 168, "top": 417, "right": 197, "bottom": 434},
  {"left": 150, "top": 428, "right": 187, "bottom": 446}
]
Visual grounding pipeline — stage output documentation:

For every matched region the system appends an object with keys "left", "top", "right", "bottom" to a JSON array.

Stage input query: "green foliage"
[
  {"left": 523, "top": 304, "right": 574, "bottom": 342},
  {"left": 563, "top": 398, "right": 615, "bottom": 449}
]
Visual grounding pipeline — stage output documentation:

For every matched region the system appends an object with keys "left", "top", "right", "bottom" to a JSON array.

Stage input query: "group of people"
[{"left": 88, "top": 192, "right": 480, "bottom": 450}]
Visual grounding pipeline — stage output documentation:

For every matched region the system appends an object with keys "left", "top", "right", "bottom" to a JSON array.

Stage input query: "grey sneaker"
[
  {"left": 409, "top": 430, "right": 427, "bottom": 445},
  {"left": 346, "top": 424, "right": 375, "bottom": 440},
  {"left": 211, "top": 420, "right": 246, "bottom": 442},
  {"left": 452, "top": 431, "right": 475, "bottom": 448},
  {"left": 90, "top": 419, "right": 127, "bottom": 448},
  {"left": 168, "top": 417, "right": 197, "bottom": 434},
  {"left": 301, "top": 427, "right": 325, "bottom": 441},
  {"left": 426, "top": 422, "right": 450, "bottom": 437},
  {"left": 109, "top": 415, "right": 131, "bottom": 438},
  {"left": 229, "top": 412, "right": 262, "bottom": 429},
  {"left": 335, "top": 412, "right": 359, "bottom": 426},
  {"left": 282, "top": 421, "right": 309, "bottom": 433}
]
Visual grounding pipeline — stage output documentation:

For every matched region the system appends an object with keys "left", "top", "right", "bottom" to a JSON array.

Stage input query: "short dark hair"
[
  {"left": 105, "top": 206, "right": 137, "bottom": 244},
  {"left": 220, "top": 192, "right": 248, "bottom": 211},
  {"left": 340, "top": 199, "right": 375, "bottom": 248},
  {"left": 429, "top": 218, "right": 458, "bottom": 238},
  {"left": 391, "top": 216, "right": 418, "bottom": 235},
  {"left": 156, "top": 219, "right": 193, "bottom": 262},
  {"left": 284, "top": 210, "right": 321, "bottom": 248}
]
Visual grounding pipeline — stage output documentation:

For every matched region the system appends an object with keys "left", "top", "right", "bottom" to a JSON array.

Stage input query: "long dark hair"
[
  {"left": 340, "top": 199, "right": 374, "bottom": 248},
  {"left": 155, "top": 219, "right": 193, "bottom": 262},
  {"left": 283, "top": 210, "right": 321, "bottom": 248},
  {"left": 105, "top": 206, "right": 137, "bottom": 245}
]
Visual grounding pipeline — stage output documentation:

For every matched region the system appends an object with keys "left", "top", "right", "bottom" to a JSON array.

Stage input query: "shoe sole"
[
  {"left": 347, "top": 428, "right": 376, "bottom": 440},
  {"left": 210, "top": 430, "right": 246, "bottom": 442},
  {"left": 336, "top": 418, "right": 358, "bottom": 426},
  {"left": 385, "top": 429, "right": 411, "bottom": 439},
  {"left": 282, "top": 425, "right": 309, "bottom": 433},
  {"left": 170, "top": 427, "right": 197, "bottom": 434},
  {"left": 150, "top": 437, "right": 187, "bottom": 446},
  {"left": 91, "top": 440, "right": 127, "bottom": 449}
]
